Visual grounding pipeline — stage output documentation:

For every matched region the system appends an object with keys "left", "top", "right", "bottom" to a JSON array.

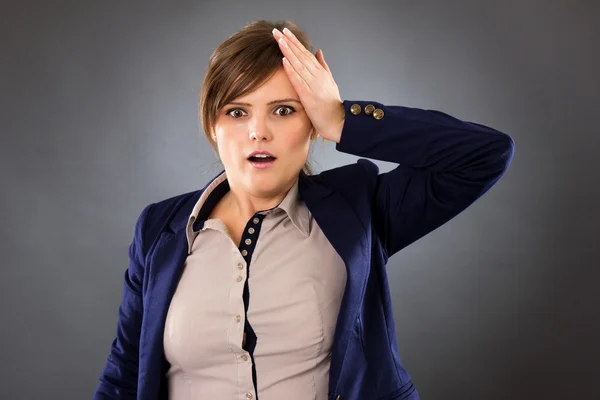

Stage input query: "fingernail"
[
  {"left": 283, "top": 27, "right": 292, "bottom": 36},
  {"left": 272, "top": 28, "right": 280, "bottom": 37},
  {"left": 279, "top": 37, "right": 288, "bottom": 48}
]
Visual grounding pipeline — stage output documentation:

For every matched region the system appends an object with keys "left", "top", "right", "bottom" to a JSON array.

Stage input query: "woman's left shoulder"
[{"left": 307, "top": 159, "right": 380, "bottom": 201}]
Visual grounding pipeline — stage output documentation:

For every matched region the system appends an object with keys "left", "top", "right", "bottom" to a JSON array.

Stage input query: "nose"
[{"left": 248, "top": 115, "right": 273, "bottom": 141}]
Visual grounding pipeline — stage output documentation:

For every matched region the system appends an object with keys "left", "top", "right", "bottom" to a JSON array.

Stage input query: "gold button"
[
  {"left": 350, "top": 103, "right": 361, "bottom": 115},
  {"left": 241, "top": 354, "right": 248, "bottom": 361},
  {"left": 246, "top": 393, "right": 253, "bottom": 399},
  {"left": 248, "top": 227, "right": 255, "bottom": 234},
  {"left": 372, "top": 108, "right": 384, "bottom": 120},
  {"left": 241, "top": 250, "right": 248, "bottom": 256},
  {"left": 364, "top": 104, "right": 375, "bottom": 115},
  {"left": 236, "top": 276, "right": 243, "bottom": 282},
  {"left": 245, "top": 238, "right": 252, "bottom": 245},
  {"left": 237, "top": 263, "right": 244, "bottom": 270}
]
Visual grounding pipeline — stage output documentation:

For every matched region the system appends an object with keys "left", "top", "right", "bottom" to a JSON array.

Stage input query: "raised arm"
[
  {"left": 270, "top": 27, "right": 514, "bottom": 258},
  {"left": 336, "top": 100, "right": 515, "bottom": 257}
]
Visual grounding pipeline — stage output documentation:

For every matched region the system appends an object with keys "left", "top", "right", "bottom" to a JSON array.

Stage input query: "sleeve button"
[{"left": 350, "top": 103, "right": 362, "bottom": 115}]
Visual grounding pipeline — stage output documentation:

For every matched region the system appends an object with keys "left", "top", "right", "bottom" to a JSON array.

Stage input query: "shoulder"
[
  {"left": 310, "top": 158, "right": 380, "bottom": 195},
  {"left": 133, "top": 189, "right": 203, "bottom": 254},
  {"left": 301, "top": 159, "right": 381, "bottom": 224}
]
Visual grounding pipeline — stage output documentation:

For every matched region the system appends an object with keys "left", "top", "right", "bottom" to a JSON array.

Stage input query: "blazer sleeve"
[
  {"left": 335, "top": 100, "right": 515, "bottom": 258},
  {"left": 93, "top": 203, "right": 154, "bottom": 400}
]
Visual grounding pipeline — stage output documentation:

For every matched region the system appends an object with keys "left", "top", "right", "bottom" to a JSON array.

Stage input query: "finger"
[
  {"left": 315, "top": 49, "right": 332, "bottom": 76},
  {"left": 273, "top": 29, "right": 320, "bottom": 76},
  {"left": 277, "top": 36, "right": 315, "bottom": 81},
  {"left": 282, "top": 56, "right": 311, "bottom": 95},
  {"left": 280, "top": 28, "right": 321, "bottom": 71}
]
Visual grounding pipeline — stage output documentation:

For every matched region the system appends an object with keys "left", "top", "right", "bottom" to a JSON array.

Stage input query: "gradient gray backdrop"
[{"left": 1, "top": 1, "right": 598, "bottom": 399}]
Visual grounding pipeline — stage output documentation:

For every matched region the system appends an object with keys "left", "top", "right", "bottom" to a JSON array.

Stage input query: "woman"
[{"left": 94, "top": 19, "right": 514, "bottom": 400}]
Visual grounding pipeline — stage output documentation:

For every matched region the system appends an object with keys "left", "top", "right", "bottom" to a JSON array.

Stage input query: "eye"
[
  {"left": 225, "top": 108, "right": 246, "bottom": 118},
  {"left": 275, "top": 106, "right": 295, "bottom": 116}
]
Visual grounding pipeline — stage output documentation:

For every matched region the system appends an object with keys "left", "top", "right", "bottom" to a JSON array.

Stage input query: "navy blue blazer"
[{"left": 94, "top": 100, "right": 515, "bottom": 400}]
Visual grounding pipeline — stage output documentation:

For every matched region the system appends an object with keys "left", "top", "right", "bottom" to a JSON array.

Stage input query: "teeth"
[{"left": 254, "top": 154, "right": 269, "bottom": 158}]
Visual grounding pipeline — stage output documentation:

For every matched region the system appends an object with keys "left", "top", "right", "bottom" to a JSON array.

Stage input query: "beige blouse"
[{"left": 163, "top": 172, "right": 347, "bottom": 400}]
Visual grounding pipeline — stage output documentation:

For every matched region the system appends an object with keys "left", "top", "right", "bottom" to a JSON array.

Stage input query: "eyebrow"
[{"left": 226, "top": 98, "right": 301, "bottom": 106}]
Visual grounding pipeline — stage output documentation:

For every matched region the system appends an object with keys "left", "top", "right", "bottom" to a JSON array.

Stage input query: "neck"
[{"left": 224, "top": 179, "right": 296, "bottom": 219}]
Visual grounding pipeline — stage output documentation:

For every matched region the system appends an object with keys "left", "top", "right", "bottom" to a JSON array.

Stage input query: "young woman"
[{"left": 94, "top": 19, "right": 515, "bottom": 400}]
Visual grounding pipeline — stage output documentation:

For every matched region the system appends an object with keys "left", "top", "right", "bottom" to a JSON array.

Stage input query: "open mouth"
[{"left": 248, "top": 154, "right": 277, "bottom": 169}]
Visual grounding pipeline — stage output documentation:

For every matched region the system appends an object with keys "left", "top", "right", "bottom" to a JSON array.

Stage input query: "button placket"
[{"left": 235, "top": 212, "right": 265, "bottom": 398}]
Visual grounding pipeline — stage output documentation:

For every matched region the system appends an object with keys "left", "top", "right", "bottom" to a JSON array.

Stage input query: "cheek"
[
  {"left": 283, "top": 132, "right": 311, "bottom": 164},
  {"left": 283, "top": 120, "right": 312, "bottom": 149},
  {"left": 215, "top": 126, "right": 243, "bottom": 160}
]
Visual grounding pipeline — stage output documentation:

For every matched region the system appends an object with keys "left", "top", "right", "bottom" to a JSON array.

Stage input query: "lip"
[
  {"left": 247, "top": 150, "right": 276, "bottom": 159},
  {"left": 247, "top": 150, "right": 276, "bottom": 169},
  {"left": 249, "top": 158, "right": 276, "bottom": 169}
]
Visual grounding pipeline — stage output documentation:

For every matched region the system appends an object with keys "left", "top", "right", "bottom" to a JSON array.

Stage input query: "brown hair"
[{"left": 199, "top": 19, "right": 318, "bottom": 175}]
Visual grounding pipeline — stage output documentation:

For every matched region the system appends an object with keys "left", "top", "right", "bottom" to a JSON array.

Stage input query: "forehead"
[{"left": 233, "top": 68, "right": 297, "bottom": 103}]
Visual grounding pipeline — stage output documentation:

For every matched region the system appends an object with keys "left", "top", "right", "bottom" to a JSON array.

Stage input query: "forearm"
[{"left": 336, "top": 100, "right": 515, "bottom": 179}]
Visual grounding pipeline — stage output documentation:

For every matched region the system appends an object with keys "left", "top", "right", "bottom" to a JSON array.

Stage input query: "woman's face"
[{"left": 213, "top": 67, "right": 314, "bottom": 198}]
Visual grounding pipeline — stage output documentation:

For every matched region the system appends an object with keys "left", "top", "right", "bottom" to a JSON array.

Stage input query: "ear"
[{"left": 310, "top": 127, "right": 319, "bottom": 140}]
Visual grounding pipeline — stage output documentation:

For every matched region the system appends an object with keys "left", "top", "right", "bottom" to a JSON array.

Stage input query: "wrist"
[{"left": 325, "top": 101, "right": 345, "bottom": 143}]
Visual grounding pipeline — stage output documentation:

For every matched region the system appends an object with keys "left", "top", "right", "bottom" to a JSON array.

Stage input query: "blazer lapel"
[{"left": 298, "top": 173, "right": 371, "bottom": 392}]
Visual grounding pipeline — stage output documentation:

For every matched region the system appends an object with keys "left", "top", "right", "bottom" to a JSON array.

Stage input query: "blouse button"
[
  {"left": 248, "top": 227, "right": 255, "bottom": 234},
  {"left": 241, "top": 354, "right": 248, "bottom": 361},
  {"left": 236, "top": 276, "right": 243, "bottom": 282},
  {"left": 241, "top": 250, "right": 248, "bottom": 257},
  {"left": 237, "top": 263, "right": 244, "bottom": 270},
  {"left": 245, "top": 238, "right": 252, "bottom": 245},
  {"left": 253, "top": 217, "right": 259, "bottom": 224},
  {"left": 236, "top": 315, "right": 241, "bottom": 322},
  {"left": 246, "top": 393, "right": 253, "bottom": 399}
]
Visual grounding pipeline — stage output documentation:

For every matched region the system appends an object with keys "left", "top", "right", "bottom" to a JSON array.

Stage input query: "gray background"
[{"left": 1, "top": 1, "right": 598, "bottom": 399}]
